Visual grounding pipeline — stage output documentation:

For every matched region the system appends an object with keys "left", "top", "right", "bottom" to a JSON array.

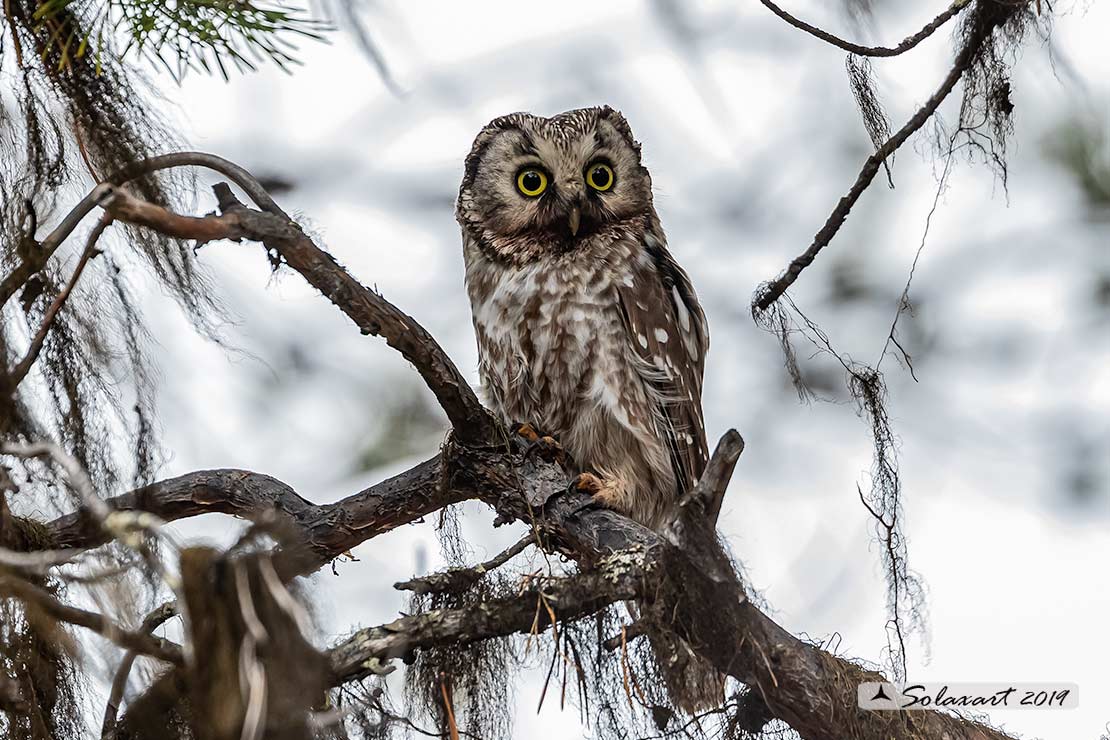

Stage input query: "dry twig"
[
  {"left": 758, "top": 0, "right": 972, "bottom": 57},
  {"left": 752, "top": 0, "right": 1021, "bottom": 313}
]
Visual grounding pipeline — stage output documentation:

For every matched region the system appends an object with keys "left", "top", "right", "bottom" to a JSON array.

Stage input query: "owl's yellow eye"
[
  {"left": 586, "top": 163, "right": 614, "bottom": 192},
  {"left": 516, "top": 169, "right": 548, "bottom": 197}
]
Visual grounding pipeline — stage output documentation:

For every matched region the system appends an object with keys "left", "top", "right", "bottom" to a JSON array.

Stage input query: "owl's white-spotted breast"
[
  {"left": 456, "top": 106, "right": 710, "bottom": 531},
  {"left": 456, "top": 107, "right": 722, "bottom": 713}
]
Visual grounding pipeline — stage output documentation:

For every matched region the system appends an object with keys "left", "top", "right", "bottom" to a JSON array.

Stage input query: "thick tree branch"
[
  {"left": 95, "top": 158, "right": 494, "bottom": 443},
  {"left": 329, "top": 433, "right": 1015, "bottom": 740},
  {"left": 32, "top": 419, "right": 1014, "bottom": 739},
  {"left": 46, "top": 458, "right": 467, "bottom": 571},
  {"left": 331, "top": 548, "right": 646, "bottom": 684},
  {"left": 759, "top": 0, "right": 971, "bottom": 57},
  {"left": 10, "top": 152, "right": 492, "bottom": 441}
]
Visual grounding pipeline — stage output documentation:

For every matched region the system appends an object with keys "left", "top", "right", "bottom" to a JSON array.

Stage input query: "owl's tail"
[
  {"left": 626, "top": 599, "right": 726, "bottom": 715},
  {"left": 646, "top": 622, "right": 728, "bottom": 715}
]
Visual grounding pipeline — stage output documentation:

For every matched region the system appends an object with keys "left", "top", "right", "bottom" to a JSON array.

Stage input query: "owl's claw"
[
  {"left": 516, "top": 422, "right": 541, "bottom": 443},
  {"left": 557, "top": 473, "right": 605, "bottom": 517},
  {"left": 571, "top": 472, "right": 603, "bottom": 495},
  {"left": 570, "top": 472, "right": 624, "bottom": 510},
  {"left": 517, "top": 423, "right": 566, "bottom": 464}
]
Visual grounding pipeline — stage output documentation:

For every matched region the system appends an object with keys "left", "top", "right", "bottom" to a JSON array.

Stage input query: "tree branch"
[
  {"left": 0, "top": 576, "right": 182, "bottom": 664},
  {"left": 328, "top": 433, "right": 1015, "bottom": 740},
  {"left": 331, "top": 548, "right": 645, "bottom": 684},
  {"left": 34, "top": 430, "right": 1012, "bottom": 738},
  {"left": 759, "top": 0, "right": 972, "bottom": 58},
  {"left": 2, "top": 440, "right": 180, "bottom": 589},
  {"left": 673, "top": 428, "right": 745, "bottom": 526},
  {"left": 8, "top": 151, "right": 493, "bottom": 441},
  {"left": 45, "top": 458, "right": 469, "bottom": 572},
  {"left": 214, "top": 181, "right": 497, "bottom": 443},
  {"left": 752, "top": 1, "right": 1019, "bottom": 313},
  {"left": 394, "top": 532, "right": 535, "bottom": 595},
  {"left": 3, "top": 151, "right": 290, "bottom": 309},
  {"left": 8, "top": 214, "right": 109, "bottom": 387},
  {"left": 101, "top": 601, "right": 178, "bottom": 740},
  {"left": 93, "top": 158, "right": 494, "bottom": 443}
]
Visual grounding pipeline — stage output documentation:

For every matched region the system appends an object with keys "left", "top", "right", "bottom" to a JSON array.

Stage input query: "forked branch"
[
  {"left": 94, "top": 158, "right": 494, "bottom": 443},
  {"left": 45, "top": 460, "right": 467, "bottom": 573},
  {"left": 758, "top": 0, "right": 972, "bottom": 58},
  {"left": 752, "top": 0, "right": 1024, "bottom": 313}
]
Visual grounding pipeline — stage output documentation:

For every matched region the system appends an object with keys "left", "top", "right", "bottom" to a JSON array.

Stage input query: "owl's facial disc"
[{"left": 459, "top": 107, "right": 653, "bottom": 262}]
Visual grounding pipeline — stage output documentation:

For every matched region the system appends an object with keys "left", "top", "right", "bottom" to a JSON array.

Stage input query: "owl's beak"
[{"left": 567, "top": 206, "right": 581, "bottom": 237}]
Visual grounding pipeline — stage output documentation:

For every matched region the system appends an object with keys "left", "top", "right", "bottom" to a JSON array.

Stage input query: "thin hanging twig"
[{"left": 9, "top": 215, "right": 111, "bottom": 386}]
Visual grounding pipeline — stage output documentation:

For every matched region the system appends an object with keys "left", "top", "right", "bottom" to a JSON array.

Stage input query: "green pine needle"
[{"left": 32, "top": 0, "right": 332, "bottom": 79}]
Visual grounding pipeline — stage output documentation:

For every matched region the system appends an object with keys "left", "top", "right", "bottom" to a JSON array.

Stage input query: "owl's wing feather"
[{"left": 616, "top": 233, "right": 710, "bottom": 496}]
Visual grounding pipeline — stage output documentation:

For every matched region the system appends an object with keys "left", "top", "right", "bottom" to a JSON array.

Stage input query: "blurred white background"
[{"left": 87, "top": 1, "right": 1110, "bottom": 738}]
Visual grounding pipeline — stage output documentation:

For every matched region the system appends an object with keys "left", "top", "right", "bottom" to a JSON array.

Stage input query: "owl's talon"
[
  {"left": 516, "top": 423, "right": 541, "bottom": 443},
  {"left": 541, "top": 436, "right": 567, "bottom": 463},
  {"left": 562, "top": 474, "right": 603, "bottom": 515},
  {"left": 517, "top": 423, "right": 566, "bottom": 464},
  {"left": 569, "top": 473, "right": 626, "bottom": 513},
  {"left": 571, "top": 472, "right": 601, "bottom": 494},
  {"left": 591, "top": 487, "right": 624, "bottom": 510}
]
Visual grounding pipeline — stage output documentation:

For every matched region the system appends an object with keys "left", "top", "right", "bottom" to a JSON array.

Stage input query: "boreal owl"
[{"left": 457, "top": 106, "right": 723, "bottom": 712}]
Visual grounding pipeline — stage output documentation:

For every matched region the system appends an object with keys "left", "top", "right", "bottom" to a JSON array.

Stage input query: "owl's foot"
[
  {"left": 516, "top": 423, "right": 566, "bottom": 464},
  {"left": 571, "top": 472, "right": 626, "bottom": 511}
]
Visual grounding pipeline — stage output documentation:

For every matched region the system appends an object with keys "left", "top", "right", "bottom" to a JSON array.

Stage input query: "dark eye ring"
[
  {"left": 516, "top": 169, "right": 548, "bottom": 197},
  {"left": 586, "top": 162, "right": 614, "bottom": 192}
]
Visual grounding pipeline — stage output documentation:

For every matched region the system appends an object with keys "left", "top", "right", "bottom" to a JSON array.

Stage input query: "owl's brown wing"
[{"left": 616, "top": 233, "right": 710, "bottom": 497}]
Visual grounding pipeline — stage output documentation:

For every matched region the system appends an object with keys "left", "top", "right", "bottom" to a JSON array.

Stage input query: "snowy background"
[{"left": 60, "top": 1, "right": 1110, "bottom": 738}]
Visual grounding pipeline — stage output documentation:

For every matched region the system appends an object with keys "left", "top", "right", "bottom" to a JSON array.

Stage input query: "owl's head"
[{"left": 457, "top": 106, "right": 653, "bottom": 263}]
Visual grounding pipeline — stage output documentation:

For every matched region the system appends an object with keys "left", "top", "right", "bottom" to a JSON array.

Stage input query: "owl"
[
  {"left": 456, "top": 106, "right": 710, "bottom": 531},
  {"left": 456, "top": 107, "right": 723, "bottom": 713}
]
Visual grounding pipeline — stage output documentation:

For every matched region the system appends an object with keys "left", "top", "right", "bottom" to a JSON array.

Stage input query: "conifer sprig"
[{"left": 32, "top": 1, "right": 330, "bottom": 78}]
